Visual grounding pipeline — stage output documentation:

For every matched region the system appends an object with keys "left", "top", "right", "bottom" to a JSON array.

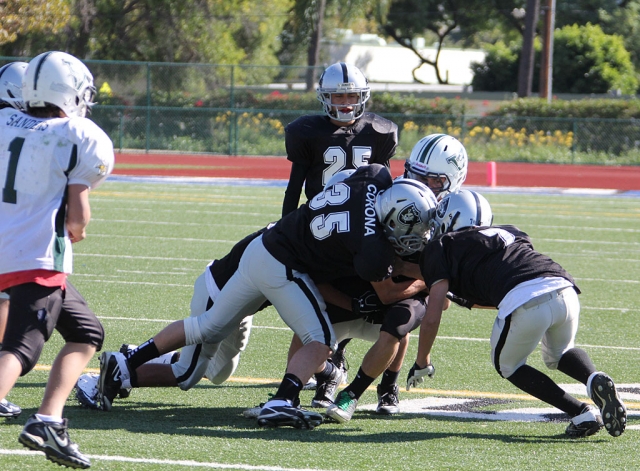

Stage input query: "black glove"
[
  {"left": 352, "top": 290, "right": 384, "bottom": 316},
  {"left": 446, "top": 291, "right": 474, "bottom": 309}
]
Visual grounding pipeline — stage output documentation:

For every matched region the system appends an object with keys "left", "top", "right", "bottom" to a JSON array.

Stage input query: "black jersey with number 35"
[
  {"left": 285, "top": 113, "right": 398, "bottom": 201},
  {"left": 262, "top": 164, "right": 395, "bottom": 284},
  {"left": 419, "top": 225, "right": 579, "bottom": 307}
]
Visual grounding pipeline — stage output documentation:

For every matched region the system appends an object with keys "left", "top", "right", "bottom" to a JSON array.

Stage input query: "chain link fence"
[{"left": 3, "top": 58, "right": 639, "bottom": 165}]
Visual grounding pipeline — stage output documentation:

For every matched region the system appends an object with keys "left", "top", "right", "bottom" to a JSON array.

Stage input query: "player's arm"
[
  {"left": 316, "top": 283, "right": 352, "bottom": 311},
  {"left": 392, "top": 259, "right": 423, "bottom": 281},
  {"left": 282, "top": 162, "right": 308, "bottom": 217},
  {"left": 66, "top": 183, "right": 91, "bottom": 243},
  {"left": 317, "top": 282, "right": 384, "bottom": 317},
  {"left": 370, "top": 276, "right": 426, "bottom": 305},
  {"left": 416, "top": 279, "right": 448, "bottom": 368}
]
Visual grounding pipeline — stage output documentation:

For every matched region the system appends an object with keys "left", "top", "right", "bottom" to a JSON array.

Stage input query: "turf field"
[{"left": 1, "top": 180, "right": 638, "bottom": 471}]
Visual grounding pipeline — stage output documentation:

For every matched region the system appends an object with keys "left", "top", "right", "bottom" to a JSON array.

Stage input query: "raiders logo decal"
[
  {"left": 436, "top": 197, "right": 450, "bottom": 219},
  {"left": 398, "top": 203, "right": 422, "bottom": 226}
]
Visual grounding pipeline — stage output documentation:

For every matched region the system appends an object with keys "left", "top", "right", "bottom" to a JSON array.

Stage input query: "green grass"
[{"left": 1, "top": 181, "right": 638, "bottom": 470}]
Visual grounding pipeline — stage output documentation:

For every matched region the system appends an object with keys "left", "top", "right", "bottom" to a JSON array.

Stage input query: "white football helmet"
[
  {"left": 323, "top": 169, "right": 356, "bottom": 191},
  {"left": 404, "top": 134, "right": 468, "bottom": 199},
  {"left": 0, "top": 61, "right": 28, "bottom": 110},
  {"left": 317, "top": 62, "right": 370, "bottom": 123},
  {"left": 432, "top": 189, "right": 493, "bottom": 237},
  {"left": 375, "top": 179, "right": 438, "bottom": 256},
  {"left": 22, "top": 51, "right": 96, "bottom": 118}
]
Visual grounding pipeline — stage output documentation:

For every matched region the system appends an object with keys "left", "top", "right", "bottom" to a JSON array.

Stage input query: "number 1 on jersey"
[{"left": 2, "top": 137, "right": 24, "bottom": 204}]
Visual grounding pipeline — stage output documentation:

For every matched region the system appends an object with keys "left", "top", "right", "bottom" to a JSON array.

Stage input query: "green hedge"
[{"left": 94, "top": 87, "right": 640, "bottom": 165}]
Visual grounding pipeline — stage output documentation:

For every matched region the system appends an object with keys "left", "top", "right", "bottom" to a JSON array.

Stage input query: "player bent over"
[
  {"left": 399, "top": 190, "right": 627, "bottom": 438},
  {"left": 96, "top": 166, "right": 437, "bottom": 430},
  {"left": 245, "top": 178, "right": 438, "bottom": 420}
]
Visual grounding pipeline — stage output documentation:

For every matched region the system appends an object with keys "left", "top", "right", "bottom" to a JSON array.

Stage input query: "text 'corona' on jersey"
[{"left": 364, "top": 184, "right": 379, "bottom": 236}]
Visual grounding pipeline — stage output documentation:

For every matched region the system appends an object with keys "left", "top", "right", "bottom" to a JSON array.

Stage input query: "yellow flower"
[{"left": 99, "top": 82, "right": 113, "bottom": 97}]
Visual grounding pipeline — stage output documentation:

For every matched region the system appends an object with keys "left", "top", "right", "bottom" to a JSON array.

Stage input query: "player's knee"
[
  {"left": 177, "top": 378, "right": 197, "bottom": 391},
  {"left": 62, "top": 320, "right": 105, "bottom": 351},
  {"left": 8, "top": 348, "right": 40, "bottom": 376},
  {"left": 542, "top": 354, "right": 561, "bottom": 370},
  {"left": 1, "top": 335, "right": 45, "bottom": 376},
  {"left": 174, "top": 366, "right": 203, "bottom": 390},
  {"left": 205, "top": 357, "right": 238, "bottom": 385},
  {"left": 378, "top": 329, "right": 403, "bottom": 344},
  {"left": 380, "top": 323, "right": 406, "bottom": 340},
  {"left": 494, "top": 360, "right": 524, "bottom": 379}
]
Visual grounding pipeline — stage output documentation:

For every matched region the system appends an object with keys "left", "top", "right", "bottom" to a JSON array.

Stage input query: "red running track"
[{"left": 113, "top": 153, "right": 640, "bottom": 191}]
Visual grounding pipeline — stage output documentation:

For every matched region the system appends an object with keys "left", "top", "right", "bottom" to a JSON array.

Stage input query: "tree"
[
  {"left": 278, "top": 0, "right": 376, "bottom": 91},
  {"left": 599, "top": 0, "right": 640, "bottom": 74},
  {"left": 0, "top": 0, "right": 69, "bottom": 55},
  {"left": 517, "top": 0, "right": 540, "bottom": 97},
  {"left": 376, "top": 0, "right": 517, "bottom": 84},
  {"left": 471, "top": 23, "right": 638, "bottom": 95},
  {"left": 1, "top": 0, "right": 292, "bottom": 68},
  {"left": 552, "top": 23, "right": 637, "bottom": 95}
]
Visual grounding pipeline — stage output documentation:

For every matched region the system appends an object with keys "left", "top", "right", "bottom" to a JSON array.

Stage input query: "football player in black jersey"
[
  {"left": 281, "top": 62, "right": 401, "bottom": 407},
  {"left": 399, "top": 190, "right": 627, "bottom": 439},
  {"left": 282, "top": 62, "right": 398, "bottom": 215},
  {"left": 97, "top": 165, "right": 436, "bottom": 430}
]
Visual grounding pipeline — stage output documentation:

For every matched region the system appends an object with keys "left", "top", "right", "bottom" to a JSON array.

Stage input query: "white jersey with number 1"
[{"left": 0, "top": 107, "right": 114, "bottom": 275}]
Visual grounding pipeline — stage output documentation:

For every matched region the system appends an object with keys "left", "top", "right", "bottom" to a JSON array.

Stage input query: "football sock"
[
  {"left": 507, "top": 364, "right": 585, "bottom": 417},
  {"left": 127, "top": 367, "right": 139, "bottom": 388},
  {"left": 379, "top": 369, "right": 400, "bottom": 388},
  {"left": 126, "top": 339, "right": 160, "bottom": 370},
  {"left": 314, "top": 361, "right": 336, "bottom": 382},
  {"left": 274, "top": 373, "right": 304, "bottom": 403},
  {"left": 557, "top": 348, "right": 597, "bottom": 384},
  {"left": 345, "top": 367, "right": 374, "bottom": 399},
  {"left": 35, "top": 414, "right": 63, "bottom": 424}
]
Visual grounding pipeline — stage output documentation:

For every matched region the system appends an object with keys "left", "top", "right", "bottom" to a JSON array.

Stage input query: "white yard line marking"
[
  {"left": 88, "top": 318, "right": 640, "bottom": 351},
  {"left": 0, "top": 449, "right": 339, "bottom": 471}
]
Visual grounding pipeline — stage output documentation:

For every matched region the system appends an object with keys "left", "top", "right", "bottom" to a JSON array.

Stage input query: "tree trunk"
[
  {"left": 517, "top": 0, "right": 540, "bottom": 97},
  {"left": 539, "top": 0, "right": 556, "bottom": 102},
  {"left": 305, "top": 0, "right": 326, "bottom": 92}
]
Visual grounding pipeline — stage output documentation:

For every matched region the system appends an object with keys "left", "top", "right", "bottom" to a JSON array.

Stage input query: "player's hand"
[
  {"left": 67, "top": 228, "right": 86, "bottom": 243},
  {"left": 406, "top": 362, "right": 435, "bottom": 391},
  {"left": 352, "top": 290, "right": 384, "bottom": 316}
]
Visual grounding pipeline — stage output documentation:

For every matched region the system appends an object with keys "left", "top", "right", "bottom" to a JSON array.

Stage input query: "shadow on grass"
[{"left": 62, "top": 399, "right": 611, "bottom": 446}]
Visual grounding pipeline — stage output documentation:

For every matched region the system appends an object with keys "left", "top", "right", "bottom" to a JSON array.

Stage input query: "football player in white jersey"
[
  {"left": 404, "top": 133, "right": 468, "bottom": 200},
  {"left": 0, "top": 61, "right": 28, "bottom": 420},
  {"left": 0, "top": 51, "right": 114, "bottom": 469}
]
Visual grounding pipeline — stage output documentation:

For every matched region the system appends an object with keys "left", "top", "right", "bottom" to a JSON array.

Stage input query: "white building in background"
[{"left": 326, "top": 31, "right": 486, "bottom": 87}]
